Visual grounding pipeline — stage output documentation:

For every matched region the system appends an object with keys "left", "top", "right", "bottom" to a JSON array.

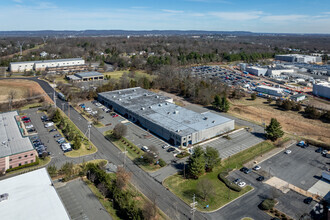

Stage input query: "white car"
[
  {"left": 85, "top": 107, "right": 91, "bottom": 111},
  {"left": 44, "top": 122, "right": 54, "bottom": 128},
  {"left": 26, "top": 124, "right": 34, "bottom": 129},
  {"left": 238, "top": 182, "right": 246, "bottom": 187},
  {"left": 253, "top": 165, "right": 261, "bottom": 171},
  {"left": 162, "top": 144, "right": 170, "bottom": 149},
  {"left": 285, "top": 150, "right": 292, "bottom": 154}
]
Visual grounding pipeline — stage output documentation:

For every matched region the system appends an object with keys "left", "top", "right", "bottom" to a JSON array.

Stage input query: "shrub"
[
  {"left": 218, "top": 171, "right": 242, "bottom": 192},
  {"left": 158, "top": 158, "right": 166, "bottom": 167},
  {"left": 6, "top": 157, "right": 40, "bottom": 173},
  {"left": 281, "top": 214, "right": 286, "bottom": 217},
  {"left": 260, "top": 199, "right": 276, "bottom": 210}
]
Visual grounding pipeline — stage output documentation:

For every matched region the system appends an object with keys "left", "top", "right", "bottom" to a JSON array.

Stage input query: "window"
[
  {"left": 25, "top": 161, "right": 28, "bottom": 164},
  {"left": 19, "top": 163, "right": 21, "bottom": 166},
  {"left": 18, "top": 156, "right": 22, "bottom": 159},
  {"left": 25, "top": 155, "right": 27, "bottom": 158},
  {"left": 30, "top": 153, "right": 33, "bottom": 156},
  {"left": 9, "top": 159, "right": 12, "bottom": 161},
  {"left": 31, "top": 160, "right": 33, "bottom": 163},
  {"left": 9, "top": 166, "right": 12, "bottom": 169}
]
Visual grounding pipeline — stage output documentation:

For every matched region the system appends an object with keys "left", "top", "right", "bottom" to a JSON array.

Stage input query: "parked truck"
[{"left": 321, "top": 171, "right": 330, "bottom": 182}]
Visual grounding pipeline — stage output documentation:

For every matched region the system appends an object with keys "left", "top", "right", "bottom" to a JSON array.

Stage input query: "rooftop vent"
[
  {"left": 159, "top": 104, "right": 162, "bottom": 107},
  {"left": 118, "top": 98, "right": 121, "bottom": 101},
  {"left": 118, "top": 91, "right": 121, "bottom": 94},
  {"left": 0, "top": 193, "right": 9, "bottom": 202},
  {"left": 144, "top": 93, "right": 148, "bottom": 96},
  {"left": 212, "top": 120, "right": 215, "bottom": 123},
  {"left": 141, "top": 107, "right": 145, "bottom": 110},
  {"left": 173, "top": 110, "right": 179, "bottom": 114},
  {"left": 133, "top": 89, "right": 136, "bottom": 91},
  {"left": 165, "top": 103, "right": 168, "bottom": 105},
  {"left": 203, "top": 117, "right": 208, "bottom": 120},
  {"left": 129, "top": 96, "right": 132, "bottom": 99},
  {"left": 149, "top": 106, "right": 152, "bottom": 109},
  {"left": 176, "top": 129, "right": 181, "bottom": 132},
  {"left": 155, "top": 96, "right": 159, "bottom": 98},
  {"left": 167, "top": 112, "right": 170, "bottom": 114},
  {"left": 113, "top": 95, "right": 116, "bottom": 98}
]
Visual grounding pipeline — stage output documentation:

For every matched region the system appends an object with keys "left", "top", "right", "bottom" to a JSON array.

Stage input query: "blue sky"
[{"left": 1, "top": 0, "right": 330, "bottom": 33}]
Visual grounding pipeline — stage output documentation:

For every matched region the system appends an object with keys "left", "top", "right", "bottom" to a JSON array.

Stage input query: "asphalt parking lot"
[
  {"left": 23, "top": 108, "right": 65, "bottom": 159},
  {"left": 56, "top": 179, "right": 111, "bottom": 220},
  {"left": 259, "top": 144, "right": 330, "bottom": 191},
  {"left": 200, "top": 129, "right": 264, "bottom": 159},
  {"left": 80, "top": 101, "right": 177, "bottom": 163}
]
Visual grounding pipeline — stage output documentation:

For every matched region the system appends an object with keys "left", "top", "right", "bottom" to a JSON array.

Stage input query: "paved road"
[
  {"left": 56, "top": 179, "right": 112, "bottom": 220},
  {"left": 19, "top": 77, "right": 206, "bottom": 220}
]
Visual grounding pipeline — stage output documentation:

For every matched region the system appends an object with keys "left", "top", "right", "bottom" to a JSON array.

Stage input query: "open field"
[
  {"left": 163, "top": 141, "right": 274, "bottom": 211},
  {"left": 229, "top": 97, "right": 330, "bottom": 144},
  {"left": 103, "top": 70, "right": 155, "bottom": 80},
  {"left": 0, "top": 79, "right": 52, "bottom": 103}
]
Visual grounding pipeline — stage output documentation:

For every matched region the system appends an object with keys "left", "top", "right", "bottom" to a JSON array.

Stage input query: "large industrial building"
[
  {"left": 267, "top": 68, "right": 295, "bottom": 78},
  {"left": 275, "top": 54, "right": 322, "bottom": 64},
  {"left": 0, "top": 111, "right": 36, "bottom": 174},
  {"left": 256, "top": 85, "right": 284, "bottom": 97},
  {"left": 246, "top": 66, "right": 268, "bottom": 76},
  {"left": 0, "top": 168, "right": 70, "bottom": 220},
  {"left": 98, "top": 87, "right": 235, "bottom": 147},
  {"left": 313, "top": 82, "right": 330, "bottom": 99},
  {"left": 9, "top": 58, "right": 85, "bottom": 72},
  {"left": 66, "top": 71, "right": 104, "bottom": 82}
]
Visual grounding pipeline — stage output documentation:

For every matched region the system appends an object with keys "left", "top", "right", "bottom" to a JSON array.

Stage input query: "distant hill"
[{"left": 0, "top": 30, "right": 329, "bottom": 37}]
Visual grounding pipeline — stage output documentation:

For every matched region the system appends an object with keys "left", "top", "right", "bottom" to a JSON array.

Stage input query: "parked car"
[
  {"left": 23, "top": 119, "right": 31, "bottom": 123},
  {"left": 315, "top": 147, "right": 323, "bottom": 153},
  {"left": 167, "top": 147, "right": 176, "bottom": 152},
  {"left": 162, "top": 144, "right": 170, "bottom": 149},
  {"left": 54, "top": 134, "right": 61, "bottom": 138},
  {"left": 41, "top": 115, "right": 48, "bottom": 121},
  {"left": 44, "top": 122, "right": 54, "bottom": 128},
  {"left": 27, "top": 128, "right": 36, "bottom": 133},
  {"left": 22, "top": 117, "right": 30, "bottom": 121},
  {"left": 141, "top": 146, "right": 150, "bottom": 152},
  {"left": 233, "top": 178, "right": 241, "bottom": 184},
  {"left": 49, "top": 128, "right": 57, "bottom": 132},
  {"left": 244, "top": 168, "right": 252, "bottom": 174},
  {"left": 26, "top": 124, "right": 34, "bottom": 129},
  {"left": 303, "top": 197, "right": 313, "bottom": 204},
  {"left": 57, "top": 137, "right": 65, "bottom": 143},
  {"left": 112, "top": 114, "right": 119, "bottom": 118},
  {"left": 321, "top": 150, "right": 328, "bottom": 156},
  {"left": 238, "top": 182, "right": 246, "bottom": 187},
  {"left": 256, "top": 176, "right": 265, "bottom": 181},
  {"left": 253, "top": 165, "right": 261, "bottom": 171},
  {"left": 297, "top": 141, "right": 309, "bottom": 148},
  {"left": 285, "top": 150, "right": 292, "bottom": 154}
]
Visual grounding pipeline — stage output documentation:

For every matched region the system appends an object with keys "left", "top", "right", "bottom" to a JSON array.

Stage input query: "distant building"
[
  {"left": 246, "top": 66, "right": 267, "bottom": 76},
  {"left": 290, "top": 94, "right": 306, "bottom": 102},
  {"left": 275, "top": 54, "right": 322, "bottom": 64},
  {"left": 313, "top": 82, "right": 330, "bottom": 99},
  {"left": 267, "top": 68, "right": 295, "bottom": 78},
  {"left": 66, "top": 71, "right": 104, "bottom": 82},
  {"left": 98, "top": 87, "right": 234, "bottom": 147},
  {"left": 9, "top": 58, "right": 85, "bottom": 72},
  {"left": 40, "top": 51, "right": 48, "bottom": 57},
  {"left": 0, "top": 111, "right": 37, "bottom": 174},
  {"left": 256, "top": 85, "right": 283, "bottom": 97},
  {"left": 0, "top": 168, "right": 70, "bottom": 220}
]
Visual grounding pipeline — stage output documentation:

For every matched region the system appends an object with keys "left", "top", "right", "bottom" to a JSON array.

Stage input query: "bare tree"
[
  {"left": 142, "top": 196, "right": 158, "bottom": 220},
  {"left": 8, "top": 90, "right": 16, "bottom": 111},
  {"left": 113, "top": 123, "right": 127, "bottom": 139},
  {"left": 97, "top": 182, "right": 108, "bottom": 197},
  {"left": 197, "top": 179, "right": 214, "bottom": 201},
  {"left": 116, "top": 166, "right": 132, "bottom": 189}
]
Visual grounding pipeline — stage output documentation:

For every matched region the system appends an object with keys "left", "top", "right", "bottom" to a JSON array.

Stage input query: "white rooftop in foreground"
[{"left": 0, "top": 168, "right": 70, "bottom": 220}]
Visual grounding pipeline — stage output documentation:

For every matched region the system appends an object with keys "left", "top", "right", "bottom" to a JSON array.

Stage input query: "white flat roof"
[{"left": 0, "top": 168, "right": 70, "bottom": 220}]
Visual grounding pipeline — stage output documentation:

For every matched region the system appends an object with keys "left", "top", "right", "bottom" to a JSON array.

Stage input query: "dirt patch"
[
  {"left": 0, "top": 79, "right": 52, "bottom": 103},
  {"left": 229, "top": 98, "right": 330, "bottom": 145}
]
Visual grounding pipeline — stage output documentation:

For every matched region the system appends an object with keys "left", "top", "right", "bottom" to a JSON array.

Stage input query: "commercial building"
[
  {"left": 0, "top": 168, "right": 70, "bottom": 220},
  {"left": 275, "top": 54, "right": 322, "bottom": 64},
  {"left": 9, "top": 58, "right": 85, "bottom": 72},
  {"left": 246, "top": 66, "right": 268, "bottom": 76},
  {"left": 290, "top": 94, "right": 306, "bottom": 102},
  {"left": 313, "top": 82, "right": 330, "bottom": 99},
  {"left": 267, "top": 68, "right": 295, "bottom": 78},
  {"left": 98, "top": 87, "right": 234, "bottom": 147},
  {"left": 66, "top": 71, "right": 104, "bottom": 82},
  {"left": 256, "top": 85, "right": 283, "bottom": 97},
  {"left": 0, "top": 111, "right": 36, "bottom": 174}
]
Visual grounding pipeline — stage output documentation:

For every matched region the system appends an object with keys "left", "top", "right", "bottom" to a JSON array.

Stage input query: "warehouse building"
[
  {"left": 0, "top": 111, "right": 36, "bottom": 174},
  {"left": 290, "top": 94, "right": 306, "bottom": 102},
  {"left": 256, "top": 85, "right": 283, "bottom": 97},
  {"left": 66, "top": 71, "right": 104, "bottom": 82},
  {"left": 98, "top": 87, "right": 234, "bottom": 147},
  {"left": 246, "top": 66, "right": 267, "bottom": 76},
  {"left": 9, "top": 58, "right": 85, "bottom": 72},
  {"left": 313, "top": 82, "right": 330, "bottom": 99},
  {"left": 0, "top": 168, "right": 70, "bottom": 220},
  {"left": 275, "top": 54, "right": 322, "bottom": 64},
  {"left": 267, "top": 68, "right": 295, "bottom": 78}
]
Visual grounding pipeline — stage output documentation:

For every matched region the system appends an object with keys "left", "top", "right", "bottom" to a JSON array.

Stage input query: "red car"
[
  {"left": 112, "top": 114, "right": 119, "bottom": 118},
  {"left": 22, "top": 116, "right": 28, "bottom": 119},
  {"left": 23, "top": 120, "right": 31, "bottom": 123}
]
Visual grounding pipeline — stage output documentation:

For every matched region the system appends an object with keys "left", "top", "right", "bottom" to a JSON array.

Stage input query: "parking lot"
[
  {"left": 259, "top": 144, "right": 329, "bottom": 191},
  {"left": 80, "top": 101, "right": 178, "bottom": 163},
  {"left": 56, "top": 179, "right": 111, "bottom": 220},
  {"left": 22, "top": 108, "right": 70, "bottom": 159},
  {"left": 199, "top": 129, "right": 264, "bottom": 159}
]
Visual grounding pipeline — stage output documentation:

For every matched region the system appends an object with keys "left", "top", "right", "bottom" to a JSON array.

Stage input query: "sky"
[{"left": 1, "top": 0, "right": 330, "bottom": 33}]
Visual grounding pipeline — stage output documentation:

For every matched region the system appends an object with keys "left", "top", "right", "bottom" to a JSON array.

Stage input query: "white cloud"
[
  {"left": 12, "top": 0, "right": 23, "bottom": 3},
  {"left": 162, "top": 9, "right": 184, "bottom": 14},
  {"left": 209, "top": 11, "right": 263, "bottom": 21},
  {"left": 263, "top": 14, "right": 308, "bottom": 22}
]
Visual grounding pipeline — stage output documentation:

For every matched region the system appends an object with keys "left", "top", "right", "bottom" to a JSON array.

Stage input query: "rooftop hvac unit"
[
  {"left": 203, "top": 117, "right": 208, "bottom": 120},
  {"left": 133, "top": 89, "right": 136, "bottom": 91},
  {"left": 0, "top": 193, "right": 9, "bottom": 202},
  {"left": 141, "top": 107, "right": 145, "bottom": 110},
  {"left": 113, "top": 95, "right": 116, "bottom": 98},
  {"left": 118, "top": 98, "right": 121, "bottom": 101},
  {"left": 144, "top": 93, "right": 148, "bottom": 96},
  {"left": 118, "top": 91, "right": 121, "bottom": 94},
  {"left": 173, "top": 110, "right": 179, "bottom": 114},
  {"left": 155, "top": 96, "right": 159, "bottom": 98},
  {"left": 165, "top": 103, "right": 168, "bottom": 105},
  {"left": 212, "top": 120, "right": 215, "bottom": 123},
  {"left": 149, "top": 106, "right": 152, "bottom": 109},
  {"left": 159, "top": 104, "right": 162, "bottom": 107},
  {"left": 129, "top": 96, "right": 132, "bottom": 99}
]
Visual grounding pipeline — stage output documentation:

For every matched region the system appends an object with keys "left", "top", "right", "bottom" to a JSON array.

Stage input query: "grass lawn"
[
  {"left": 20, "top": 102, "right": 43, "bottom": 110},
  {"left": 103, "top": 70, "right": 155, "bottom": 80},
  {"left": 104, "top": 130, "right": 160, "bottom": 172},
  {"left": 163, "top": 141, "right": 275, "bottom": 211}
]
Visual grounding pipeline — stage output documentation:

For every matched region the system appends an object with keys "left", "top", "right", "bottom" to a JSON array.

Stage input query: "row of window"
[
  {"left": 9, "top": 160, "right": 34, "bottom": 169},
  {"left": 9, "top": 153, "right": 34, "bottom": 161}
]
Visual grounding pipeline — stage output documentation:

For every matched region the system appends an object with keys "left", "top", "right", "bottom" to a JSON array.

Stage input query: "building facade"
[
  {"left": 98, "top": 87, "right": 234, "bottom": 147},
  {"left": 66, "top": 71, "right": 104, "bottom": 81},
  {"left": 313, "top": 82, "right": 330, "bottom": 99},
  {"left": 9, "top": 58, "right": 85, "bottom": 72},
  {"left": 0, "top": 111, "right": 36, "bottom": 174},
  {"left": 246, "top": 66, "right": 268, "bottom": 76},
  {"left": 275, "top": 54, "right": 322, "bottom": 64},
  {"left": 256, "top": 85, "right": 283, "bottom": 97}
]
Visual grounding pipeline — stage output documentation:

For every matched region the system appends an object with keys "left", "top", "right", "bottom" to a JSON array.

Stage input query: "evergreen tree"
[
  {"left": 212, "top": 95, "right": 221, "bottom": 109},
  {"left": 220, "top": 97, "right": 230, "bottom": 112},
  {"left": 187, "top": 146, "right": 205, "bottom": 179},
  {"left": 204, "top": 146, "right": 221, "bottom": 172},
  {"left": 265, "top": 118, "right": 284, "bottom": 141},
  {"left": 53, "top": 109, "right": 61, "bottom": 123},
  {"left": 73, "top": 135, "right": 81, "bottom": 150}
]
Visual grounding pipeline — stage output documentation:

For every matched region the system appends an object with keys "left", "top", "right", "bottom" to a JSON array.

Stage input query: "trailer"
[
  {"left": 321, "top": 171, "right": 330, "bottom": 182},
  {"left": 57, "top": 92, "right": 66, "bottom": 101}
]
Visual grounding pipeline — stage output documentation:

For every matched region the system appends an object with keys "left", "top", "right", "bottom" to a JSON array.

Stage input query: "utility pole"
[
  {"left": 190, "top": 194, "right": 197, "bottom": 220},
  {"left": 61, "top": 103, "right": 65, "bottom": 111},
  {"left": 53, "top": 89, "right": 56, "bottom": 108},
  {"left": 118, "top": 146, "right": 128, "bottom": 167},
  {"left": 68, "top": 104, "right": 70, "bottom": 119},
  {"left": 42, "top": 36, "right": 48, "bottom": 44},
  {"left": 84, "top": 122, "right": 92, "bottom": 150}
]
